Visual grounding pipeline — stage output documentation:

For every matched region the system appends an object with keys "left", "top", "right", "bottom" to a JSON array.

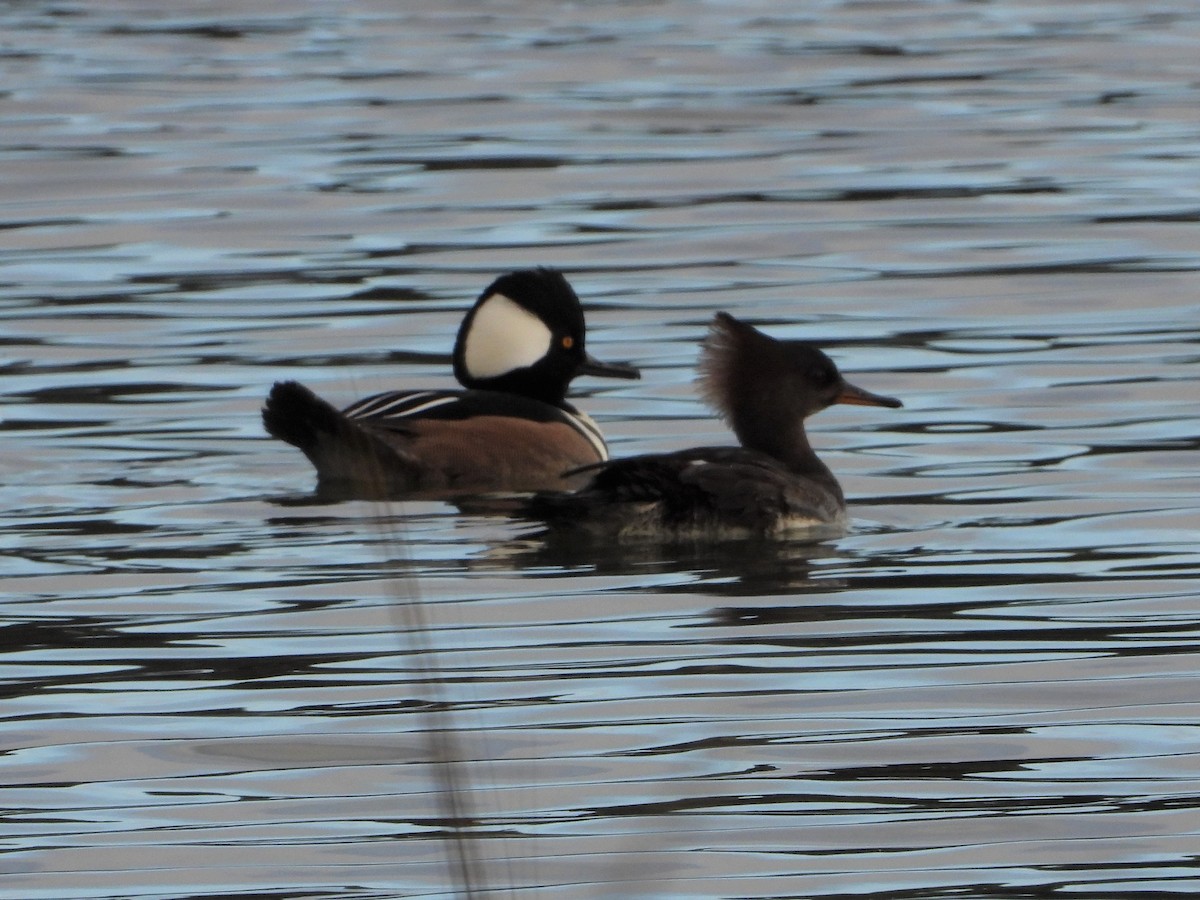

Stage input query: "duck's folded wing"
[
  {"left": 675, "top": 453, "right": 832, "bottom": 527},
  {"left": 568, "top": 448, "right": 830, "bottom": 528},
  {"left": 342, "top": 388, "right": 464, "bottom": 424}
]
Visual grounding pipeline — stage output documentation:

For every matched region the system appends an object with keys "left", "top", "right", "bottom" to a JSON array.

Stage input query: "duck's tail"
[{"left": 263, "top": 380, "right": 416, "bottom": 496}]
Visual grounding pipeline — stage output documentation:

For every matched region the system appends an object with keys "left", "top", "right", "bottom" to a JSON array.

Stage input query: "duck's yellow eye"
[{"left": 561, "top": 336, "right": 574, "bottom": 349}]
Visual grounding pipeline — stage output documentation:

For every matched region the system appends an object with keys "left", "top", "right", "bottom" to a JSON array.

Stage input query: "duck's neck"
[{"left": 732, "top": 414, "right": 838, "bottom": 484}]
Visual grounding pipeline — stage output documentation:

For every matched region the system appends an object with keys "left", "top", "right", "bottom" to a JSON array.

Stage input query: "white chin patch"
[{"left": 463, "top": 293, "right": 554, "bottom": 380}]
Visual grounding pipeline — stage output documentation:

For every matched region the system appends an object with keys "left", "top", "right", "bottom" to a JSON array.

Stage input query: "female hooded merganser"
[
  {"left": 528, "top": 312, "right": 900, "bottom": 540},
  {"left": 262, "top": 268, "right": 639, "bottom": 497}
]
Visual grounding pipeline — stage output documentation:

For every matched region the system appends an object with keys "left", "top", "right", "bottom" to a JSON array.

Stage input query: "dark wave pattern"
[{"left": 3, "top": 1, "right": 1200, "bottom": 898}]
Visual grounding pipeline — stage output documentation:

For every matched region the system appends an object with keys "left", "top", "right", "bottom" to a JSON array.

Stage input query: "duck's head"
[
  {"left": 698, "top": 312, "right": 901, "bottom": 454},
  {"left": 453, "top": 268, "right": 639, "bottom": 405}
]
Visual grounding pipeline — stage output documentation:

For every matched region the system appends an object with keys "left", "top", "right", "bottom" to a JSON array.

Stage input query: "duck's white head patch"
[{"left": 463, "top": 292, "right": 554, "bottom": 379}]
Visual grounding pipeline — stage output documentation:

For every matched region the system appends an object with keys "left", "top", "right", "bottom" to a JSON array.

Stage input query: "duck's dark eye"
[{"left": 809, "top": 364, "right": 836, "bottom": 387}]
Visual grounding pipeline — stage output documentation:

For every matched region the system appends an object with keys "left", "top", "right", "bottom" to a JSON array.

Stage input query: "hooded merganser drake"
[
  {"left": 262, "top": 268, "right": 639, "bottom": 497},
  {"left": 528, "top": 312, "right": 901, "bottom": 540}
]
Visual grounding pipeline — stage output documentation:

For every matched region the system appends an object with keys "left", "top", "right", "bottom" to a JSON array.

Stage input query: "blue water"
[{"left": 4, "top": 2, "right": 1200, "bottom": 897}]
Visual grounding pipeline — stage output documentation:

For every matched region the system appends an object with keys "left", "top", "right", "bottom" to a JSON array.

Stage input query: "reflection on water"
[{"left": 4, "top": 1, "right": 1200, "bottom": 898}]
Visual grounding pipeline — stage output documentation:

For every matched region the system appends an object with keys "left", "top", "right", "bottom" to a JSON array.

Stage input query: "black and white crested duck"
[{"left": 263, "top": 268, "right": 639, "bottom": 497}]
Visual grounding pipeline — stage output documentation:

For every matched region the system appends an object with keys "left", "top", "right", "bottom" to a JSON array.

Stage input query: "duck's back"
[
  {"left": 532, "top": 446, "right": 849, "bottom": 540},
  {"left": 263, "top": 380, "right": 608, "bottom": 498}
]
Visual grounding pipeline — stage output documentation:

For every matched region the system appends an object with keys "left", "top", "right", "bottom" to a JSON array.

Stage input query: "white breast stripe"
[{"left": 564, "top": 409, "right": 609, "bottom": 461}]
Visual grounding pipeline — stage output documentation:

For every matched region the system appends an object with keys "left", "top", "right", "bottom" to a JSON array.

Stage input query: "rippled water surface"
[{"left": 4, "top": 2, "right": 1200, "bottom": 897}]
